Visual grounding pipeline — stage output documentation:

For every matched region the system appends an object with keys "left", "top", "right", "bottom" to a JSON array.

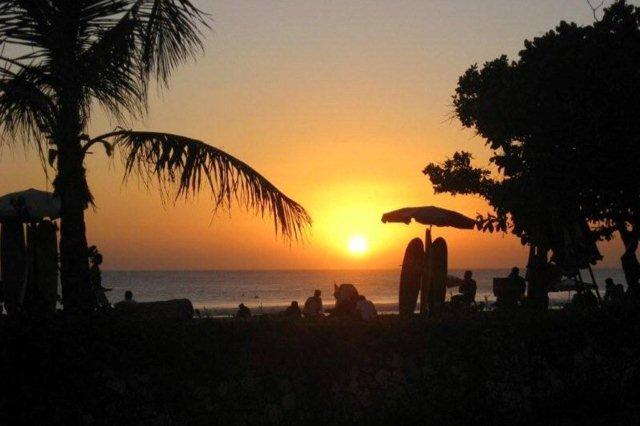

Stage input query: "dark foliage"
[{"left": 424, "top": 1, "right": 640, "bottom": 277}]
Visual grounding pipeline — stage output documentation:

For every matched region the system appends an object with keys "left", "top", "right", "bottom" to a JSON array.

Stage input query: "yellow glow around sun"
[{"left": 347, "top": 235, "right": 369, "bottom": 255}]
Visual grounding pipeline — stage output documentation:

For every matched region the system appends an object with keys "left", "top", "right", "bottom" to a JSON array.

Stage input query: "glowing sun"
[{"left": 347, "top": 235, "right": 369, "bottom": 255}]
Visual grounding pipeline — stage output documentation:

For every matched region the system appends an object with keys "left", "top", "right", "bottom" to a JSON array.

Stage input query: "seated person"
[
  {"left": 452, "top": 270, "right": 477, "bottom": 308},
  {"left": 114, "top": 290, "right": 137, "bottom": 309},
  {"left": 303, "top": 289, "right": 324, "bottom": 318},
  {"left": 356, "top": 295, "right": 377, "bottom": 321},
  {"left": 236, "top": 303, "right": 251, "bottom": 318},
  {"left": 604, "top": 278, "right": 625, "bottom": 304},
  {"left": 282, "top": 301, "right": 302, "bottom": 318},
  {"left": 572, "top": 286, "right": 599, "bottom": 310},
  {"left": 495, "top": 267, "right": 526, "bottom": 308}
]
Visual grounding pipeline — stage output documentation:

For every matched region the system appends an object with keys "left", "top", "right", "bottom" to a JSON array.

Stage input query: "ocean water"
[{"left": 103, "top": 268, "right": 627, "bottom": 316}]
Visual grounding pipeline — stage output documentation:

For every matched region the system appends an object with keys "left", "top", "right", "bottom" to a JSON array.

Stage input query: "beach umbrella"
[
  {"left": 0, "top": 188, "right": 61, "bottom": 222},
  {"left": 381, "top": 206, "right": 476, "bottom": 229}
]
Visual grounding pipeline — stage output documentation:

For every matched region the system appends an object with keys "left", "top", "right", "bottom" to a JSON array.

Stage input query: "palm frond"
[
  {"left": 91, "top": 130, "right": 312, "bottom": 241},
  {"left": 137, "top": 0, "right": 209, "bottom": 85},
  {"left": 0, "top": 0, "right": 54, "bottom": 54},
  {"left": 0, "top": 64, "right": 55, "bottom": 143},
  {"left": 79, "top": 1, "right": 144, "bottom": 119},
  {"left": 76, "top": 0, "right": 208, "bottom": 121}
]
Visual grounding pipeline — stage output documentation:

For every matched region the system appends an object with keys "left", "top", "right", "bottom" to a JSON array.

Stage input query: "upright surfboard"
[
  {"left": 420, "top": 228, "right": 433, "bottom": 315},
  {"left": 1, "top": 220, "right": 26, "bottom": 315},
  {"left": 428, "top": 237, "right": 448, "bottom": 317},
  {"left": 399, "top": 238, "right": 424, "bottom": 316},
  {"left": 35, "top": 220, "right": 59, "bottom": 313}
]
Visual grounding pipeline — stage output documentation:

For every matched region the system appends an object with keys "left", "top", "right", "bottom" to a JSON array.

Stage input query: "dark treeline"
[{"left": 424, "top": 0, "right": 640, "bottom": 306}]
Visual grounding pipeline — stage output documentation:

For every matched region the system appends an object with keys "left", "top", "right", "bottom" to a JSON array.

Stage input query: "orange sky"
[{"left": 0, "top": 0, "right": 630, "bottom": 270}]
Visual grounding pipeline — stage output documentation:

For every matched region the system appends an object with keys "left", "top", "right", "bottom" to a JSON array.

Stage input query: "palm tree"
[{"left": 0, "top": 1, "right": 311, "bottom": 311}]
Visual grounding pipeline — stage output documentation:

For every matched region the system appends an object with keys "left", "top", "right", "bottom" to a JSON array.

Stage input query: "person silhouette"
[
  {"left": 460, "top": 270, "right": 477, "bottom": 305},
  {"left": 604, "top": 278, "right": 624, "bottom": 305},
  {"left": 236, "top": 303, "right": 251, "bottom": 318},
  {"left": 282, "top": 301, "right": 302, "bottom": 318},
  {"left": 303, "top": 289, "right": 323, "bottom": 318},
  {"left": 89, "top": 252, "right": 111, "bottom": 309},
  {"left": 114, "top": 290, "right": 137, "bottom": 310},
  {"left": 356, "top": 295, "right": 377, "bottom": 320},
  {"left": 496, "top": 267, "right": 525, "bottom": 309}
]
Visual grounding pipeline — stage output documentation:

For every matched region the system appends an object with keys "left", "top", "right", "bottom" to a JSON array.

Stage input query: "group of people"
[
  {"left": 451, "top": 267, "right": 529, "bottom": 310},
  {"left": 236, "top": 288, "right": 378, "bottom": 320},
  {"left": 452, "top": 265, "right": 634, "bottom": 312},
  {"left": 574, "top": 277, "right": 633, "bottom": 309}
]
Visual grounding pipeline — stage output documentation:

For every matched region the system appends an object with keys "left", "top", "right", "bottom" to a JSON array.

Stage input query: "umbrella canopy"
[
  {"left": 0, "top": 189, "right": 61, "bottom": 222},
  {"left": 381, "top": 206, "right": 476, "bottom": 229}
]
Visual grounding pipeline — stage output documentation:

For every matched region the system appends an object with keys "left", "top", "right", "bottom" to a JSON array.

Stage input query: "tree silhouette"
[
  {"left": 0, "top": 1, "right": 311, "bottom": 310},
  {"left": 425, "top": 0, "right": 640, "bottom": 298}
]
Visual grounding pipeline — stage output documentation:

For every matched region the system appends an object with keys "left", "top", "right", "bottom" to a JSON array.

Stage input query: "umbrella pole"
[{"left": 587, "top": 265, "right": 602, "bottom": 304}]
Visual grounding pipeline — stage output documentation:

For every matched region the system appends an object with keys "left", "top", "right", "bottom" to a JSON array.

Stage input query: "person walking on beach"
[
  {"left": 236, "top": 303, "right": 251, "bottom": 318},
  {"left": 356, "top": 295, "right": 377, "bottom": 320},
  {"left": 303, "top": 289, "right": 323, "bottom": 318},
  {"left": 89, "top": 251, "right": 111, "bottom": 309}
]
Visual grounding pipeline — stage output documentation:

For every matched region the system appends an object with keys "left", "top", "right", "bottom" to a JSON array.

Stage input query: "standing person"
[
  {"left": 89, "top": 252, "right": 111, "bottom": 309},
  {"left": 303, "top": 289, "right": 324, "bottom": 318},
  {"left": 459, "top": 270, "right": 477, "bottom": 305},
  {"left": 356, "top": 295, "right": 377, "bottom": 321}
]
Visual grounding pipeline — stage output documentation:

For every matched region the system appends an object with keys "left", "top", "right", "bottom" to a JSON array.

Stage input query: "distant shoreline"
[{"left": 102, "top": 267, "right": 626, "bottom": 272}]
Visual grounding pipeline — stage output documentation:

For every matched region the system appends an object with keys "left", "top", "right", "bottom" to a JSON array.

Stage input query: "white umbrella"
[{"left": 0, "top": 188, "right": 61, "bottom": 221}]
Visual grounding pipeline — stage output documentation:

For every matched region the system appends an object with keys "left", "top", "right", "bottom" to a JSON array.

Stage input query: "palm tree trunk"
[
  {"left": 54, "top": 93, "right": 94, "bottom": 311},
  {"left": 58, "top": 185, "right": 92, "bottom": 311},
  {"left": 618, "top": 221, "right": 640, "bottom": 291},
  {"left": 526, "top": 245, "right": 550, "bottom": 310}
]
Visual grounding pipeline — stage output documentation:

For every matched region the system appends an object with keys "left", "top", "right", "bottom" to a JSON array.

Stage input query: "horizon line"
[{"left": 103, "top": 267, "right": 624, "bottom": 272}]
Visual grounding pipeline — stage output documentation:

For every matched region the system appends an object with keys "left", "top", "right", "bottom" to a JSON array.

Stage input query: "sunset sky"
[{"left": 0, "top": 0, "right": 630, "bottom": 270}]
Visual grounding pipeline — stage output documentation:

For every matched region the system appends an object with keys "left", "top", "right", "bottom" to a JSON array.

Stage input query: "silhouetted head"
[
  {"left": 511, "top": 267, "right": 520, "bottom": 276},
  {"left": 359, "top": 295, "right": 365, "bottom": 301},
  {"left": 239, "top": 303, "right": 245, "bottom": 309},
  {"left": 314, "top": 289, "right": 321, "bottom": 298},
  {"left": 464, "top": 270, "right": 472, "bottom": 279},
  {"left": 334, "top": 283, "right": 359, "bottom": 303},
  {"left": 291, "top": 301, "right": 299, "bottom": 307},
  {"left": 605, "top": 278, "right": 614, "bottom": 286},
  {"left": 92, "top": 253, "right": 103, "bottom": 265},
  {"left": 125, "top": 290, "right": 133, "bottom": 301}
]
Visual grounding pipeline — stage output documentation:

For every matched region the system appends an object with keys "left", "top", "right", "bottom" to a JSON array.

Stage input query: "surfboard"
[
  {"left": 420, "top": 228, "right": 432, "bottom": 315},
  {"left": 428, "top": 237, "right": 448, "bottom": 317},
  {"left": 399, "top": 238, "right": 423, "bottom": 316},
  {"left": 1, "top": 220, "right": 26, "bottom": 315},
  {"left": 22, "top": 224, "right": 38, "bottom": 312},
  {"left": 35, "top": 220, "right": 59, "bottom": 313}
]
